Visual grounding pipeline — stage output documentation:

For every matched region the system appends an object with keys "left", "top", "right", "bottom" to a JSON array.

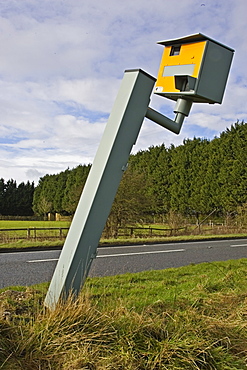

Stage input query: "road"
[{"left": 1, "top": 238, "right": 247, "bottom": 289}]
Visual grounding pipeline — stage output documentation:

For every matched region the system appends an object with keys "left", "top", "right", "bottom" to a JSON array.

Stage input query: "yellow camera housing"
[{"left": 154, "top": 33, "right": 234, "bottom": 104}]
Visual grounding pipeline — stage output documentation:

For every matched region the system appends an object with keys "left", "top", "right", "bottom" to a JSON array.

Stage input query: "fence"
[
  {"left": 103, "top": 226, "right": 187, "bottom": 239},
  {"left": 0, "top": 225, "right": 187, "bottom": 243},
  {"left": 116, "top": 226, "right": 187, "bottom": 238},
  {"left": 0, "top": 227, "right": 70, "bottom": 243},
  {"left": 1, "top": 224, "right": 245, "bottom": 244}
]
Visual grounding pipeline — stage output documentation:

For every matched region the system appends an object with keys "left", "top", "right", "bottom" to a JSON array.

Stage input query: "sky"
[{"left": 0, "top": 0, "right": 246, "bottom": 184}]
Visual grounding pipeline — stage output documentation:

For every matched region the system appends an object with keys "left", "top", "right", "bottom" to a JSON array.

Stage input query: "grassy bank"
[{"left": 1, "top": 259, "right": 247, "bottom": 369}]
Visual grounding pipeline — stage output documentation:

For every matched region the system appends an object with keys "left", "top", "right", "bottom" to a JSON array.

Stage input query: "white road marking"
[
  {"left": 230, "top": 244, "right": 247, "bottom": 248},
  {"left": 97, "top": 249, "right": 185, "bottom": 258},
  {"left": 0, "top": 249, "right": 59, "bottom": 256},
  {"left": 27, "top": 248, "right": 185, "bottom": 263},
  {"left": 99, "top": 238, "right": 247, "bottom": 250},
  {"left": 27, "top": 258, "right": 59, "bottom": 263}
]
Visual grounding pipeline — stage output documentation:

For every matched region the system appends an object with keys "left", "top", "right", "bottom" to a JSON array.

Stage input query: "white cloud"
[
  {"left": 0, "top": 0, "right": 246, "bottom": 184},
  {"left": 46, "top": 78, "right": 121, "bottom": 113}
]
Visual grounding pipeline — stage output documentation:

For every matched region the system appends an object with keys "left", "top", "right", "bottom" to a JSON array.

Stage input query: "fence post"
[{"left": 130, "top": 227, "right": 133, "bottom": 237}]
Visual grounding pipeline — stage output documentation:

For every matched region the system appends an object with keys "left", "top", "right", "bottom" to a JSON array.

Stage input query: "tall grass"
[{"left": 1, "top": 260, "right": 247, "bottom": 369}]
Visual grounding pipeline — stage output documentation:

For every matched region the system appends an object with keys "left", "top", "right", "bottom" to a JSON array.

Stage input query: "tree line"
[
  {"left": 1, "top": 121, "right": 247, "bottom": 226},
  {"left": 32, "top": 164, "right": 91, "bottom": 217},
  {"left": 32, "top": 121, "right": 247, "bottom": 223},
  {"left": 132, "top": 121, "right": 247, "bottom": 220},
  {"left": 0, "top": 179, "right": 35, "bottom": 216}
]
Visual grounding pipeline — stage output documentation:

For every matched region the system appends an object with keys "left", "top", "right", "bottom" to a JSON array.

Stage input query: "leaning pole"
[{"left": 44, "top": 69, "right": 156, "bottom": 309}]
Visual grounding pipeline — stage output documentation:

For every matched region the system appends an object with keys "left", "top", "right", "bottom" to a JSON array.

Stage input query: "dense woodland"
[
  {"left": 1, "top": 121, "right": 247, "bottom": 226},
  {"left": 0, "top": 179, "right": 35, "bottom": 216}
]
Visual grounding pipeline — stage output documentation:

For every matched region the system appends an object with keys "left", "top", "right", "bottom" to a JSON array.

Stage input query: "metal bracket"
[{"left": 146, "top": 98, "right": 193, "bottom": 134}]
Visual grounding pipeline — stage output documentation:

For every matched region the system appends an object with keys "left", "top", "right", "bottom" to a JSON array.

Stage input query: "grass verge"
[
  {"left": 1, "top": 259, "right": 247, "bottom": 369},
  {"left": 0, "top": 239, "right": 65, "bottom": 251}
]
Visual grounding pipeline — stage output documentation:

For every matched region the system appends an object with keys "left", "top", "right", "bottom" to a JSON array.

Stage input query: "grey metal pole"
[{"left": 44, "top": 69, "right": 156, "bottom": 309}]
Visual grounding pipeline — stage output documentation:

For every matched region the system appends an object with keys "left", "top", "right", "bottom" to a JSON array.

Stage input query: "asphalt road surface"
[{"left": 1, "top": 238, "right": 247, "bottom": 289}]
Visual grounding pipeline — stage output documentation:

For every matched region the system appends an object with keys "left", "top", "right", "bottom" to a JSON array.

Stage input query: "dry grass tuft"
[{"left": 1, "top": 260, "right": 247, "bottom": 369}]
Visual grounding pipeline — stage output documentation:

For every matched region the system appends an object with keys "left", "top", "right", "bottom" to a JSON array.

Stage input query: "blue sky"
[{"left": 0, "top": 0, "right": 246, "bottom": 184}]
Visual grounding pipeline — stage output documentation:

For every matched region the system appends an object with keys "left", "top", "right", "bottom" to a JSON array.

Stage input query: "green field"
[
  {"left": 0, "top": 220, "right": 71, "bottom": 247},
  {"left": 1, "top": 259, "right": 247, "bottom": 369},
  {"left": 0, "top": 220, "right": 71, "bottom": 230}
]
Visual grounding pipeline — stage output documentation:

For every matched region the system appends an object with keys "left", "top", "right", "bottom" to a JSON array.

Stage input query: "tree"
[
  {"left": 16, "top": 181, "right": 35, "bottom": 216},
  {"left": 169, "top": 141, "right": 192, "bottom": 214},
  {"left": 0, "top": 178, "right": 5, "bottom": 215},
  {"left": 33, "top": 174, "right": 57, "bottom": 216},
  {"left": 62, "top": 165, "right": 91, "bottom": 214},
  {"left": 53, "top": 169, "right": 70, "bottom": 214},
  {"left": 105, "top": 165, "right": 150, "bottom": 237},
  {"left": 129, "top": 144, "right": 171, "bottom": 220},
  {"left": 2, "top": 179, "right": 17, "bottom": 215},
  {"left": 186, "top": 138, "right": 212, "bottom": 214}
]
